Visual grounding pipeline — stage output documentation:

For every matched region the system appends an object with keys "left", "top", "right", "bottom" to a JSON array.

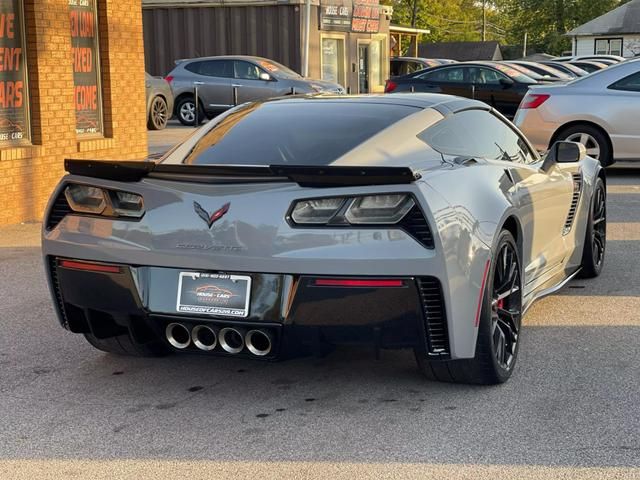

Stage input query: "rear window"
[{"left": 183, "top": 101, "right": 418, "bottom": 166}]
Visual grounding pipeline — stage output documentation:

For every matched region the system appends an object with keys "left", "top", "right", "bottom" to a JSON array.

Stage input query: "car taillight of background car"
[
  {"left": 384, "top": 80, "right": 398, "bottom": 93},
  {"left": 519, "top": 93, "right": 550, "bottom": 109}
]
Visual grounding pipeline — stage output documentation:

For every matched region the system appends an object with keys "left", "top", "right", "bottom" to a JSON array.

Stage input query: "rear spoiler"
[{"left": 64, "top": 159, "right": 420, "bottom": 188}]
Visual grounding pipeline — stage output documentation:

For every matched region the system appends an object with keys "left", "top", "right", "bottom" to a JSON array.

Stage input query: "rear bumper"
[{"left": 46, "top": 256, "right": 451, "bottom": 360}]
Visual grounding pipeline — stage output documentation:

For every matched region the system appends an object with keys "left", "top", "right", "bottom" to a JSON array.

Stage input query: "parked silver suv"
[{"left": 166, "top": 55, "right": 345, "bottom": 125}]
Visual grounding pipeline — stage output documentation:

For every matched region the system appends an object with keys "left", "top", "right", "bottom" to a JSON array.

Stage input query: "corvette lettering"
[{"left": 174, "top": 243, "right": 246, "bottom": 251}]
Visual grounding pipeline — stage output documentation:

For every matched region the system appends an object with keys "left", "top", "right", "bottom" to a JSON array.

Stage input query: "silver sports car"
[{"left": 42, "top": 94, "right": 607, "bottom": 384}]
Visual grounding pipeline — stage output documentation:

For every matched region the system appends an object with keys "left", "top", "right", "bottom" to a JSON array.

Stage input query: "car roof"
[
  {"left": 178, "top": 55, "right": 275, "bottom": 64},
  {"left": 256, "top": 93, "right": 487, "bottom": 112}
]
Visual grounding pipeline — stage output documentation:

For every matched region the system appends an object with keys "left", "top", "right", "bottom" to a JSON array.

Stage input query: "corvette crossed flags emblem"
[{"left": 193, "top": 201, "right": 230, "bottom": 228}]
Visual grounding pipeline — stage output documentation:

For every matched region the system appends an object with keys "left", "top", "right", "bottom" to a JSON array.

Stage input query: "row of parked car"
[
  {"left": 386, "top": 54, "right": 638, "bottom": 165},
  {"left": 144, "top": 52, "right": 638, "bottom": 165}
]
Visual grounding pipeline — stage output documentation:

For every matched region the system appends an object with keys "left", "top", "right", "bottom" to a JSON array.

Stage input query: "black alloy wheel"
[
  {"left": 490, "top": 239, "right": 522, "bottom": 371},
  {"left": 581, "top": 177, "right": 606, "bottom": 278},
  {"left": 415, "top": 230, "right": 523, "bottom": 384}
]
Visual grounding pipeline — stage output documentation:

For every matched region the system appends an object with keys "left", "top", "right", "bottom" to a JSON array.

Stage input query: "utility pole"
[
  {"left": 523, "top": 32, "right": 528, "bottom": 58},
  {"left": 410, "top": 0, "right": 418, "bottom": 56},
  {"left": 481, "top": 0, "right": 486, "bottom": 41}
]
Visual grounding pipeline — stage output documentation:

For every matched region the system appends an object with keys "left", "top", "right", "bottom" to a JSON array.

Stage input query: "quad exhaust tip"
[
  {"left": 192, "top": 325, "right": 218, "bottom": 351},
  {"left": 219, "top": 327, "right": 245, "bottom": 354},
  {"left": 166, "top": 323, "right": 191, "bottom": 349},
  {"left": 245, "top": 329, "right": 273, "bottom": 357}
]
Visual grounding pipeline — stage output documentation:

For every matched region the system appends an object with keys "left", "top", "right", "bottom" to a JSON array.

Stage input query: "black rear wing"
[{"left": 64, "top": 159, "right": 420, "bottom": 188}]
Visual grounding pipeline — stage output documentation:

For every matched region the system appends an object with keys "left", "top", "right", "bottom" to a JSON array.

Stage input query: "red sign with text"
[
  {"left": 0, "top": 0, "right": 29, "bottom": 144},
  {"left": 69, "top": 0, "right": 102, "bottom": 135}
]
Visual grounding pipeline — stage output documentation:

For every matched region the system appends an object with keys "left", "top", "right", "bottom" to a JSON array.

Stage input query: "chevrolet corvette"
[{"left": 42, "top": 94, "right": 606, "bottom": 384}]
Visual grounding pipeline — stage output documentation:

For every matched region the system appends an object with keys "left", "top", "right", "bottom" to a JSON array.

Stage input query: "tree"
[
  {"left": 493, "top": 0, "right": 631, "bottom": 54},
  {"left": 386, "top": 0, "right": 504, "bottom": 45},
  {"left": 386, "top": 0, "right": 632, "bottom": 55}
]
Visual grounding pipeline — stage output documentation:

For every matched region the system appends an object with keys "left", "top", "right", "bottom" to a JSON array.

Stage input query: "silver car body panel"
[
  {"left": 515, "top": 59, "right": 640, "bottom": 160},
  {"left": 42, "top": 94, "right": 602, "bottom": 360}
]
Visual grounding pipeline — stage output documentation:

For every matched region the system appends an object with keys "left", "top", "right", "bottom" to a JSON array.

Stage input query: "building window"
[
  {"left": 70, "top": 0, "right": 103, "bottom": 136},
  {"left": 595, "top": 38, "right": 623, "bottom": 56},
  {"left": 321, "top": 36, "right": 346, "bottom": 87},
  {"left": 0, "top": 0, "right": 30, "bottom": 146}
]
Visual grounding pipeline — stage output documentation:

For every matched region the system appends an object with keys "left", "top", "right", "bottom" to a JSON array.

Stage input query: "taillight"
[
  {"left": 290, "top": 194, "right": 414, "bottom": 226},
  {"left": 58, "top": 259, "right": 122, "bottom": 274},
  {"left": 165, "top": 75, "right": 174, "bottom": 84},
  {"left": 384, "top": 80, "right": 397, "bottom": 93},
  {"left": 64, "top": 184, "right": 145, "bottom": 218},
  {"left": 520, "top": 93, "right": 550, "bottom": 109}
]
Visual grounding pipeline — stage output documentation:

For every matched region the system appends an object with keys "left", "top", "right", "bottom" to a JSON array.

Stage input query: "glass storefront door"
[{"left": 358, "top": 44, "right": 370, "bottom": 93}]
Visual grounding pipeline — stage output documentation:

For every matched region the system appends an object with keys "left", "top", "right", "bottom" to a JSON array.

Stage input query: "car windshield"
[
  {"left": 530, "top": 63, "right": 573, "bottom": 79},
  {"left": 181, "top": 101, "right": 419, "bottom": 166},
  {"left": 507, "top": 64, "right": 544, "bottom": 80},
  {"left": 256, "top": 59, "right": 302, "bottom": 79},
  {"left": 489, "top": 63, "right": 537, "bottom": 84}
]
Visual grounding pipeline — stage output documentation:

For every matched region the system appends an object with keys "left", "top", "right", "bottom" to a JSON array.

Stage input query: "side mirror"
[
  {"left": 259, "top": 72, "right": 272, "bottom": 81},
  {"left": 500, "top": 77, "right": 514, "bottom": 88},
  {"left": 541, "top": 141, "right": 586, "bottom": 172}
]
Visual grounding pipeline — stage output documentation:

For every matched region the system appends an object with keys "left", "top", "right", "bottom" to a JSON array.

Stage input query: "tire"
[
  {"left": 176, "top": 96, "right": 205, "bottom": 126},
  {"left": 84, "top": 332, "right": 169, "bottom": 357},
  {"left": 580, "top": 177, "right": 606, "bottom": 278},
  {"left": 556, "top": 124, "right": 612, "bottom": 166},
  {"left": 415, "top": 230, "right": 523, "bottom": 385},
  {"left": 147, "top": 96, "right": 169, "bottom": 130}
]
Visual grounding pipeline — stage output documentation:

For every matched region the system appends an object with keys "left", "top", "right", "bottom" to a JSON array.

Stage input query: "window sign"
[
  {"left": 321, "top": 37, "right": 345, "bottom": 86},
  {"left": 351, "top": 1, "right": 380, "bottom": 33},
  {"left": 69, "top": 0, "right": 103, "bottom": 135},
  {"left": 0, "top": 0, "right": 30, "bottom": 145},
  {"left": 320, "top": 1, "right": 380, "bottom": 33}
]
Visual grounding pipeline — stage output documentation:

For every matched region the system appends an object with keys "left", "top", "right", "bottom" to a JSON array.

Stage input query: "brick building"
[{"left": 0, "top": 0, "right": 148, "bottom": 226}]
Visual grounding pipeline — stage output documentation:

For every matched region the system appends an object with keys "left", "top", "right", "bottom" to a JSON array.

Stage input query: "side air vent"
[
  {"left": 48, "top": 257, "right": 69, "bottom": 327},
  {"left": 417, "top": 277, "right": 449, "bottom": 357},
  {"left": 563, "top": 173, "right": 583, "bottom": 235},
  {"left": 46, "top": 192, "right": 72, "bottom": 230},
  {"left": 400, "top": 206, "right": 435, "bottom": 249}
]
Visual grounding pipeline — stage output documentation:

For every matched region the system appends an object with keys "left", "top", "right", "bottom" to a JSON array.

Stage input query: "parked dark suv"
[{"left": 166, "top": 55, "right": 345, "bottom": 125}]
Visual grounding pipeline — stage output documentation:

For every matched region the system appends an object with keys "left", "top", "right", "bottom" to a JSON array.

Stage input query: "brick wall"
[{"left": 0, "top": 0, "right": 147, "bottom": 226}]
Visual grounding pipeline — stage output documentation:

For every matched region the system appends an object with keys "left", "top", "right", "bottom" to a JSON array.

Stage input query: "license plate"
[{"left": 176, "top": 272, "right": 251, "bottom": 318}]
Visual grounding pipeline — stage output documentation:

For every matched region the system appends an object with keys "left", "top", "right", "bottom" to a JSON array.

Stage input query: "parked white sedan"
[{"left": 514, "top": 58, "right": 640, "bottom": 165}]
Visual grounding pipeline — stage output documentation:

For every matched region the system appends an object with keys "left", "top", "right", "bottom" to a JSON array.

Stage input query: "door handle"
[
  {"left": 193, "top": 81, "right": 204, "bottom": 86},
  {"left": 232, "top": 84, "right": 242, "bottom": 88}
]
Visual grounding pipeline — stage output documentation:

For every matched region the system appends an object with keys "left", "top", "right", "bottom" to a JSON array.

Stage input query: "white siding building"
[{"left": 567, "top": 0, "right": 640, "bottom": 58}]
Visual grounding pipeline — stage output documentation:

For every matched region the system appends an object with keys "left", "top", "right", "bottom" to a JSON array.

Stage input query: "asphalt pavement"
[{"left": 0, "top": 131, "right": 638, "bottom": 479}]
